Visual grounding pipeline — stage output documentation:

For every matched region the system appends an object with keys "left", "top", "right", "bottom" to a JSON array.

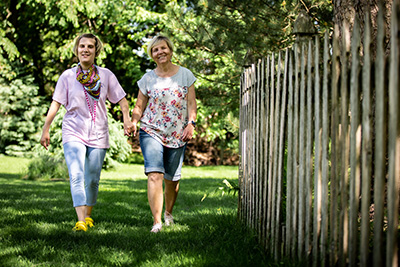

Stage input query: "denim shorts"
[{"left": 139, "top": 129, "right": 186, "bottom": 181}]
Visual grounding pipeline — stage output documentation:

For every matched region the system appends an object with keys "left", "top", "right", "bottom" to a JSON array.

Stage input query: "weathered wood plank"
[
  {"left": 298, "top": 43, "right": 306, "bottom": 259},
  {"left": 312, "top": 34, "right": 322, "bottom": 267},
  {"left": 305, "top": 39, "right": 313, "bottom": 261},
  {"left": 286, "top": 49, "right": 294, "bottom": 257},
  {"left": 373, "top": 2, "right": 386, "bottom": 266},
  {"left": 276, "top": 48, "right": 289, "bottom": 259},
  {"left": 339, "top": 20, "right": 351, "bottom": 267},
  {"left": 360, "top": 12, "right": 372, "bottom": 267},
  {"left": 387, "top": 1, "right": 400, "bottom": 266},
  {"left": 330, "top": 19, "right": 341, "bottom": 267},
  {"left": 349, "top": 17, "right": 362, "bottom": 267}
]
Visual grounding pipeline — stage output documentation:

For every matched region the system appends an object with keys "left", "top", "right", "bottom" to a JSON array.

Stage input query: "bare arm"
[
  {"left": 118, "top": 97, "right": 134, "bottom": 136},
  {"left": 182, "top": 84, "right": 197, "bottom": 142},
  {"left": 40, "top": 100, "right": 62, "bottom": 150},
  {"left": 131, "top": 90, "right": 149, "bottom": 137}
]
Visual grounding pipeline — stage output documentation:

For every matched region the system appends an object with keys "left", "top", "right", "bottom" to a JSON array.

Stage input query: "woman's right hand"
[
  {"left": 40, "top": 100, "right": 62, "bottom": 151},
  {"left": 40, "top": 131, "right": 50, "bottom": 150}
]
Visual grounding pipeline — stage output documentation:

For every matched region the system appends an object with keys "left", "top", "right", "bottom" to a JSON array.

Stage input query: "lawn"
[{"left": 0, "top": 155, "right": 286, "bottom": 267}]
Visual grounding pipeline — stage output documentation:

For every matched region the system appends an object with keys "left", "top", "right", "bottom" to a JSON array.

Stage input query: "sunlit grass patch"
[{"left": 0, "top": 156, "right": 290, "bottom": 267}]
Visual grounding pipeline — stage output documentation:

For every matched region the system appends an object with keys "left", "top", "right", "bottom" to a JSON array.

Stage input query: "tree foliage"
[
  {"left": 0, "top": 62, "right": 46, "bottom": 156},
  {"left": 0, "top": 0, "right": 333, "bottom": 165}
]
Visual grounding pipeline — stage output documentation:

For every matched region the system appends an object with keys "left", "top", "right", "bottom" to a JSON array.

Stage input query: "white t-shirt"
[
  {"left": 137, "top": 66, "right": 196, "bottom": 148},
  {"left": 53, "top": 66, "right": 126, "bottom": 148}
]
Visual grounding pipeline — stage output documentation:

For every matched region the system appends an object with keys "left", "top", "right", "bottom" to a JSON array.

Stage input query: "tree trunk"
[{"left": 333, "top": 0, "right": 392, "bottom": 58}]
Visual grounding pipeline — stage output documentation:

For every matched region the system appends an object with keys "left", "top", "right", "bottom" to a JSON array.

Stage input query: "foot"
[
  {"left": 150, "top": 223, "right": 162, "bottom": 233},
  {"left": 85, "top": 217, "right": 94, "bottom": 228},
  {"left": 72, "top": 221, "right": 87, "bottom": 232},
  {"left": 164, "top": 211, "right": 174, "bottom": 226}
]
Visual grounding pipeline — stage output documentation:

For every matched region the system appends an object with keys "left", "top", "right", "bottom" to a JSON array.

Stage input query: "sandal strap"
[
  {"left": 85, "top": 217, "right": 94, "bottom": 227},
  {"left": 151, "top": 223, "right": 162, "bottom": 233},
  {"left": 73, "top": 221, "right": 88, "bottom": 232}
]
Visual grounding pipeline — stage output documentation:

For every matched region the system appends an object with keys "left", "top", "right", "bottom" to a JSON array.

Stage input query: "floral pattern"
[{"left": 141, "top": 84, "right": 189, "bottom": 148}]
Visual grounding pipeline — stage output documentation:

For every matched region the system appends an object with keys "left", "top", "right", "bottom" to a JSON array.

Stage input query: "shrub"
[{"left": 0, "top": 69, "right": 46, "bottom": 157}]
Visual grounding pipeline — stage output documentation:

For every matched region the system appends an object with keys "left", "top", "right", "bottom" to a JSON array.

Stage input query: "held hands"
[
  {"left": 131, "top": 122, "right": 138, "bottom": 137},
  {"left": 181, "top": 123, "right": 195, "bottom": 142},
  {"left": 124, "top": 120, "right": 135, "bottom": 137}
]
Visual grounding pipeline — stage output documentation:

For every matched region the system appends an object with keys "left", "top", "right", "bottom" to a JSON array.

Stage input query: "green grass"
[{"left": 0, "top": 155, "right": 283, "bottom": 267}]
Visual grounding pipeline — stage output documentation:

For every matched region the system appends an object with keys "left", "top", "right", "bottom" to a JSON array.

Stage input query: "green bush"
[
  {"left": 25, "top": 151, "right": 68, "bottom": 180},
  {"left": 0, "top": 68, "right": 46, "bottom": 157}
]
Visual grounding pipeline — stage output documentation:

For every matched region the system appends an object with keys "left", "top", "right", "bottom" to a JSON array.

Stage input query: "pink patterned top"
[{"left": 53, "top": 66, "right": 126, "bottom": 148}]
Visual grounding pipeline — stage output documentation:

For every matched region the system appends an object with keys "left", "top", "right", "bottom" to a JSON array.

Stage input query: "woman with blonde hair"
[
  {"left": 131, "top": 35, "right": 197, "bottom": 233},
  {"left": 40, "top": 33, "right": 134, "bottom": 231}
]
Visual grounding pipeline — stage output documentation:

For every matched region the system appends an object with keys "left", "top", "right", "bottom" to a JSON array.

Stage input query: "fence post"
[{"left": 293, "top": 9, "right": 317, "bottom": 263}]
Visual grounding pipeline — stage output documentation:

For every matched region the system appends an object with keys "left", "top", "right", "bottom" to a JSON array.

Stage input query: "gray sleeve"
[{"left": 137, "top": 75, "right": 148, "bottom": 96}]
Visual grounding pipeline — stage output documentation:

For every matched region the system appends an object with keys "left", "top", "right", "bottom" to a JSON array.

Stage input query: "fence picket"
[
  {"left": 298, "top": 43, "right": 306, "bottom": 259},
  {"left": 239, "top": 4, "right": 399, "bottom": 266},
  {"left": 305, "top": 39, "right": 313, "bottom": 260},
  {"left": 330, "top": 19, "right": 341, "bottom": 267},
  {"left": 312, "top": 34, "right": 322, "bottom": 267},
  {"left": 373, "top": 2, "right": 386, "bottom": 266},
  {"left": 360, "top": 12, "right": 372, "bottom": 267},
  {"left": 349, "top": 17, "right": 362, "bottom": 267},
  {"left": 387, "top": 1, "right": 400, "bottom": 266},
  {"left": 286, "top": 50, "right": 294, "bottom": 256},
  {"left": 339, "top": 21, "right": 351, "bottom": 267},
  {"left": 263, "top": 56, "right": 271, "bottom": 249}
]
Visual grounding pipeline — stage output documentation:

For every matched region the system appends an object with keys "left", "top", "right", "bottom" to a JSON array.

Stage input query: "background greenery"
[
  {"left": 0, "top": 155, "right": 303, "bottom": 267},
  {"left": 0, "top": 0, "right": 333, "bottom": 166}
]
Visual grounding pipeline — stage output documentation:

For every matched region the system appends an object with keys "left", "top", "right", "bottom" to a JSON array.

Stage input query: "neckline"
[{"left": 153, "top": 66, "right": 180, "bottom": 78}]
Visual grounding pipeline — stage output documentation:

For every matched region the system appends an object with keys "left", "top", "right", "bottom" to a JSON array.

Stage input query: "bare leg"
[
  {"left": 85, "top": 206, "right": 93, "bottom": 219},
  {"left": 147, "top": 172, "right": 164, "bottom": 225},
  {"left": 75, "top": 206, "right": 86, "bottom": 222},
  {"left": 164, "top": 179, "right": 180, "bottom": 214}
]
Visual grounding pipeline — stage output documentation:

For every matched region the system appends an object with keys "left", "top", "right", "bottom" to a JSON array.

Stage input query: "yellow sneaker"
[
  {"left": 85, "top": 217, "right": 94, "bottom": 228},
  {"left": 72, "top": 221, "right": 88, "bottom": 232}
]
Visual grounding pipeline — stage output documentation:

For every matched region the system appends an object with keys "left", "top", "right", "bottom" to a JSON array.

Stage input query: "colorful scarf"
[{"left": 76, "top": 63, "right": 101, "bottom": 101}]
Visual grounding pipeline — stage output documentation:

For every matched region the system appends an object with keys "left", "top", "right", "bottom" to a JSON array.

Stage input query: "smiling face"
[
  {"left": 151, "top": 40, "right": 173, "bottom": 65},
  {"left": 77, "top": 37, "right": 96, "bottom": 69}
]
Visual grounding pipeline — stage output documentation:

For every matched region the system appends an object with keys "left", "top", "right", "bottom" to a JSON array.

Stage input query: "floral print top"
[{"left": 137, "top": 67, "right": 196, "bottom": 148}]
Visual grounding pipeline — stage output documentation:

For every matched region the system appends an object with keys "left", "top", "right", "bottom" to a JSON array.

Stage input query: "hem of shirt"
[
  {"left": 140, "top": 127, "right": 186, "bottom": 149},
  {"left": 62, "top": 135, "right": 110, "bottom": 149}
]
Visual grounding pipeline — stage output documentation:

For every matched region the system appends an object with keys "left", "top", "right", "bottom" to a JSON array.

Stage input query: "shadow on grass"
[
  {"left": 0, "top": 173, "right": 22, "bottom": 179},
  {"left": 0, "top": 176, "right": 279, "bottom": 267}
]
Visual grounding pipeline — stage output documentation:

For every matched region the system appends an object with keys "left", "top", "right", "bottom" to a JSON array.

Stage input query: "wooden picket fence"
[{"left": 239, "top": 3, "right": 399, "bottom": 267}]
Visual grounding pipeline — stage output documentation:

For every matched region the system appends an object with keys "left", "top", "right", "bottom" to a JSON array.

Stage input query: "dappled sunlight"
[
  {"left": 162, "top": 223, "right": 191, "bottom": 233},
  {"left": 0, "top": 159, "right": 269, "bottom": 266},
  {"left": 0, "top": 207, "right": 44, "bottom": 221}
]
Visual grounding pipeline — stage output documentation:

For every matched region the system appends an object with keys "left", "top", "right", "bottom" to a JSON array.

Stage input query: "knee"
[
  {"left": 148, "top": 172, "right": 164, "bottom": 183},
  {"left": 69, "top": 171, "right": 84, "bottom": 184}
]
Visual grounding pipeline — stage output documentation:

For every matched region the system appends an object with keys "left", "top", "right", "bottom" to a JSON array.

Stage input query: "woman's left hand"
[{"left": 181, "top": 123, "right": 195, "bottom": 142}]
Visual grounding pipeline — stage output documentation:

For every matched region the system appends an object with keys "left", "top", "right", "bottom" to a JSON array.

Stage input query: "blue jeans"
[
  {"left": 63, "top": 142, "right": 107, "bottom": 207},
  {"left": 139, "top": 129, "right": 186, "bottom": 181}
]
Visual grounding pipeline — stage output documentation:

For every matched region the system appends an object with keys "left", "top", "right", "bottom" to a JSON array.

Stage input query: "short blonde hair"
[
  {"left": 147, "top": 35, "right": 174, "bottom": 60},
  {"left": 73, "top": 33, "right": 103, "bottom": 57}
]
